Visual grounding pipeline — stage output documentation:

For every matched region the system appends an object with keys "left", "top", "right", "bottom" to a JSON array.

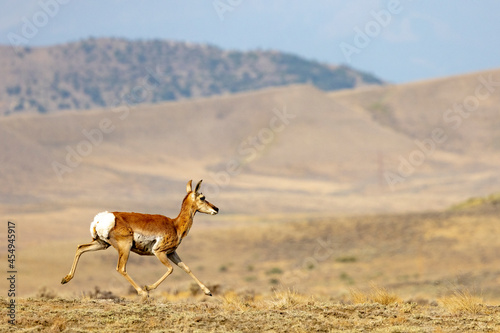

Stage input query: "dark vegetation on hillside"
[{"left": 0, "top": 38, "right": 382, "bottom": 115}]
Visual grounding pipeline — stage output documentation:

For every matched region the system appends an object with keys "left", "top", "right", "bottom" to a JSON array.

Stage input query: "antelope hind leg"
[
  {"left": 61, "top": 239, "right": 110, "bottom": 284},
  {"left": 115, "top": 240, "right": 149, "bottom": 297}
]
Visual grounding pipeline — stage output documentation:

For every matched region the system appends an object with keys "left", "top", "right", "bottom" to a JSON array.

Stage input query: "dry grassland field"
[
  {"left": 1, "top": 68, "right": 500, "bottom": 331},
  {"left": 2, "top": 201, "right": 500, "bottom": 332}
]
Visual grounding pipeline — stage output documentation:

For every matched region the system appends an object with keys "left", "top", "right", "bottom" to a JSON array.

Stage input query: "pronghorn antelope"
[{"left": 61, "top": 180, "right": 219, "bottom": 297}]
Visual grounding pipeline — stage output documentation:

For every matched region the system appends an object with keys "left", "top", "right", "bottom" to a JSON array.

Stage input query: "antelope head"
[{"left": 186, "top": 180, "right": 219, "bottom": 215}]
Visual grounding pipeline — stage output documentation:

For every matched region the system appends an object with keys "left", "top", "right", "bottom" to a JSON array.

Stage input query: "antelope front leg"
[{"left": 168, "top": 251, "right": 212, "bottom": 296}]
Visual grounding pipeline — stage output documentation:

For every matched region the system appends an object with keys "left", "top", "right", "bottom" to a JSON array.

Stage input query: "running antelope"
[{"left": 61, "top": 180, "right": 219, "bottom": 297}]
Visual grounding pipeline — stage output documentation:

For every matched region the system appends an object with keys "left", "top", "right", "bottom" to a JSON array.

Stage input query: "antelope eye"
[{"left": 199, "top": 195, "right": 205, "bottom": 201}]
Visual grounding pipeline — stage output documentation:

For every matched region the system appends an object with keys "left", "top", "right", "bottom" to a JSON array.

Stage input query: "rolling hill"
[
  {"left": 331, "top": 68, "right": 500, "bottom": 155},
  {"left": 1, "top": 68, "right": 500, "bottom": 218},
  {"left": 0, "top": 37, "right": 382, "bottom": 116}
]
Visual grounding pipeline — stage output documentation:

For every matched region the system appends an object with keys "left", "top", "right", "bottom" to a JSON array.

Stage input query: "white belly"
[{"left": 132, "top": 233, "right": 161, "bottom": 255}]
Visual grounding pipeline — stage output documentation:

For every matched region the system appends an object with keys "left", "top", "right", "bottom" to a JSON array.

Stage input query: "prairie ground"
[
  {"left": 2, "top": 196, "right": 500, "bottom": 331},
  {"left": 3, "top": 288, "right": 500, "bottom": 332}
]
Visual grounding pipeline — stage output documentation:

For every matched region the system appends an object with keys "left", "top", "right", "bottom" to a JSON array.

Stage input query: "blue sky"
[{"left": 1, "top": 0, "right": 500, "bottom": 83}]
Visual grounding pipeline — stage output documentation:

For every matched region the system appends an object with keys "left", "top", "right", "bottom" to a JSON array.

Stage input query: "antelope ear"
[
  {"left": 186, "top": 180, "right": 193, "bottom": 193},
  {"left": 194, "top": 180, "right": 203, "bottom": 193}
]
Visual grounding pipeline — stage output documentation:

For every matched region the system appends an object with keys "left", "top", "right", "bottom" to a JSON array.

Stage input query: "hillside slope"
[
  {"left": 3, "top": 84, "right": 410, "bottom": 213},
  {"left": 0, "top": 38, "right": 382, "bottom": 115},
  {"left": 330, "top": 68, "right": 500, "bottom": 155},
  {"left": 2, "top": 73, "right": 499, "bottom": 216}
]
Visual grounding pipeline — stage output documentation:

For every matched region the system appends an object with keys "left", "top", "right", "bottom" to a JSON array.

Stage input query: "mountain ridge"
[{"left": 0, "top": 37, "right": 383, "bottom": 116}]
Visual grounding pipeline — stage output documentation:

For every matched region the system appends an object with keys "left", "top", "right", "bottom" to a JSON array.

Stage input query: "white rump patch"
[{"left": 90, "top": 211, "right": 115, "bottom": 239}]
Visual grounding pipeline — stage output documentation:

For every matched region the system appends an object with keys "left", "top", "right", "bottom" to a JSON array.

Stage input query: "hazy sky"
[{"left": 1, "top": 1, "right": 500, "bottom": 83}]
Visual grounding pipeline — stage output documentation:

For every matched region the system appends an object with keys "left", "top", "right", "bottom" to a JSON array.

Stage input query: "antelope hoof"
[
  {"left": 61, "top": 275, "right": 72, "bottom": 284},
  {"left": 138, "top": 289, "right": 149, "bottom": 298}
]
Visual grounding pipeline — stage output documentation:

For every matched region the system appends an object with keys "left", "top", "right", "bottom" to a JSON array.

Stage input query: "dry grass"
[
  {"left": 221, "top": 289, "right": 308, "bottom": 312},
  {"left": 450, "top": 192, "right": 500, "bottom": 211},
  {"left": 440, "top": 288, "right": 485, "bottom": 314},
  {"left": 349, "top": 284, "right": 402, "bottom": 305},
  {"left": 269, "top": 289, "right": 311, "bottom": 309},
  {"left": 221, "top": 290, "right": 255, "bottom": 312},
  {"left": 3, "top": 291, "right": 500, "bottom": 332}
]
